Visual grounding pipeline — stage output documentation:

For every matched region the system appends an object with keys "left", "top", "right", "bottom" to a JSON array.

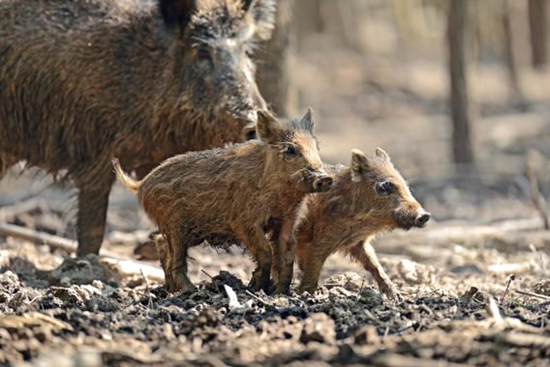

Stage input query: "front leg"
[
  {"left": 347, "top": 241, "right": 402, "bottom": 301},
  {"left": 75, "top": 181, "right": 112, "bottom": 256},
  {"left": 273, "top": 218, "right": 295, "bottom": 294}
]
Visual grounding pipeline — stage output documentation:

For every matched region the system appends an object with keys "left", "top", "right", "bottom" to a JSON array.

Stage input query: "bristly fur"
[
  {"left": 114, "top": 110, "right": 331, "bottom": 294},
  {"left": 0, "top": 0, "right": 275, "bottom": 255},
  {"left": 291, "top": 149, "right": 429, "bottom": 301}
]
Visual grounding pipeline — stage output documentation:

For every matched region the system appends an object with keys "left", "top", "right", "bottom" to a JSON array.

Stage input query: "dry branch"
[
  {"left": 0, "top": 222, "right": 164, "bottom": 281},
  {"left": 515, "top": 289, "right": 550, "bottom": 301}
]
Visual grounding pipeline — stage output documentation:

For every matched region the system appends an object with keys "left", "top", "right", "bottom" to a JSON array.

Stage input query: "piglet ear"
[
  {"left": 300, "top": 108, "right": 314, "bottom": 132},
  {"left": 256, "top": 110, "right": 280, "bottom": 143},
  {"left": 375, "top": 147, "right": 391, "bottom": 162},
  {"left": 242, "top": 0, "right": 276, "bottom": 41},
  {"left": 159, "top": 0, "right": 196, "bottom": 29},
  {"left": 351, "top": 149, "right": 368, "bottom": 182}
]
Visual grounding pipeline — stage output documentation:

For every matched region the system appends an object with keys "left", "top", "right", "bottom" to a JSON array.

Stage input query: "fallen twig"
[
  {"left": 515, "top": 289, "right": 550, "bottom": 301},
  {"left": 201, "top": 269, "right": 214, "bottom": 279},
  {"left": 245, "top": 289, "right": 272, "bottom": 306},
  {"left": 500, "top": 274, "right": 515, "bottom": 303}
]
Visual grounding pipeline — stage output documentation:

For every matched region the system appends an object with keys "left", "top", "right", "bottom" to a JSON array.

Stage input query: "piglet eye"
[
  {"left": 376, "top": 181, "right": 394, "bottom": 196},
  {"left": 283, "top": 144, "right": 297, "bottom": 156}
]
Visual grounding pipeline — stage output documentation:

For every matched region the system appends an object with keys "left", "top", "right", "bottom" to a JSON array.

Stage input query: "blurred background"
[{"left": 256, "top": 0, "right": 550, "bottom": 224}]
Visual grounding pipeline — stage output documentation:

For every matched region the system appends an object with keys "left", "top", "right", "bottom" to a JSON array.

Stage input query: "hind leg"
[
  {"left": 165, "top": 229, "right": 196, "bottom": 293},
  {"left": 75, "top": 182, "right": 112, "bottom": 256},
  {"left": 153, "top": 234, "right": 173, "bottom": 287},
  {"left": 346, "top": 241, "right": 402, "bottom": 301},
  {"left": 235, "top": 225, "right": 272, "bottom": 293}
]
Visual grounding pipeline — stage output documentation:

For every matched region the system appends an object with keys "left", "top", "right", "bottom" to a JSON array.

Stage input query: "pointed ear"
[
  {"left": 300, "top": 108, "right": 314, "bottom": 132},
  {"left": 256, "top": 110, "right": 280, "bottom": 143},
  {"left": 375, "top": 147, "right": 391, "bottom": 162},
  {"left": 351, "top": 149, "right": 368, "bottom": 182},
  {"left": 242, "top": 0, "right": 276, "bottom": 41},
  {"left": 159, "top": 0, "right": 196, "bottom": 29}
]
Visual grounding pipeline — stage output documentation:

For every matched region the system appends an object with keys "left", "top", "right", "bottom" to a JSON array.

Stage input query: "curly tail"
[{"left": 112, "top": 158, "right": 140, "bottom": 194}]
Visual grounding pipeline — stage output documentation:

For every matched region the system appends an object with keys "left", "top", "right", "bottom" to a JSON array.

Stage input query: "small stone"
[
  {"left": 354, "top": 325, "right": 379, "bottom": 345},
  {"left": 300, "top": 313, "right": 336, "bottom": 345},
  {"left": 92, "top": 280, "right": 104, "bottom": 291}
]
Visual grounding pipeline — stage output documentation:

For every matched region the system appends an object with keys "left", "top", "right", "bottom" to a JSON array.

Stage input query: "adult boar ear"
[
  {"left": 256, "top": 110, "right": 280, "bottom": 143},
  {"left": 159, "top": 0, "right": 196, "bottom": 29},
  {"left": 375, "top": 147, "right": 391, "bottom": 162},
  {"left": 242, "top": 0, "right": 276, "bottom": 41},
  {"left": 300, "top": 108, "right": 315, "bottom": 132},
  {"left": 351, "top": 149, "right": 369, "bottom": 182}
]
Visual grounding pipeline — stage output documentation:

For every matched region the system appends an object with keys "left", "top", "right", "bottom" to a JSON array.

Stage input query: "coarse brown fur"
[
  {"left": 113, "top": 110, "right": 333, "bottom": 294},
  {"left": 0, "top": 0, "right": 274, "bottom": 256},
  {"left": 292, "top": 148, "right": 430, "bottom": 300}
]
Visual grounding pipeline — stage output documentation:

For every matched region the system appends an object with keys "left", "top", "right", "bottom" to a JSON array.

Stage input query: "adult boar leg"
[
  {"left": 75, "top": 183, "right": 111, "bottom": 256},
  {"left": 238, "top": 226, "right": 272, "bottom": 293},
  {"left": 347, "top": 241, "right": 402, "bottom": 301}
]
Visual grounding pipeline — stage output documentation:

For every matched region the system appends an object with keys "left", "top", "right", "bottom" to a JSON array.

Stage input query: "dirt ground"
[{"left": 2, "top": 13, "right": 550, "bottom": 367}]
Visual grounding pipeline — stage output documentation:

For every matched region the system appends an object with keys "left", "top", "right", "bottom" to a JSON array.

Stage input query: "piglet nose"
[
  {"left": 415, "top": 212, "right": 431, "bottom": 228},
  {"left": 313, "top": 175, "right": 333, "bottom": 193}
]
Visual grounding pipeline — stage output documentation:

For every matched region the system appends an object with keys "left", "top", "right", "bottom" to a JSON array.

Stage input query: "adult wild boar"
[{"left": 0, "top": 0, "right": 273, "bottom": 255}]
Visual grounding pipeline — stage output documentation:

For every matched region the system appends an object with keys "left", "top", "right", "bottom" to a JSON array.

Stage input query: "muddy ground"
[{"left": 2, "top": 12, "right": 550, "bottom": 366}]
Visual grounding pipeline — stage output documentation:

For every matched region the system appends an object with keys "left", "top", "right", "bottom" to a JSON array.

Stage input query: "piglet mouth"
[
  {"left": 296, "top": 169, "right": 334, "bottom": 193},
  {"left": 312, "top": 175, "right": 333, "bottom": 192}
]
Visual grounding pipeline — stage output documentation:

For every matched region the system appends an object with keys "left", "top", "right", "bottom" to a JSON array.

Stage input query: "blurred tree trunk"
[
  {"left": 295, "top": 0, "right": 323, "bottom": 51},
  {"left": 447, "top": 0, "right": 475, "bottom": 166},
  {"left": 502, "top": 0, "right": 523, "bottom": 100},
  {"left": 257, "top": 0, "right": 297, "bottom": 117},
  {"left": 528, "top": 0, "right": 548, "bottom": 69}
]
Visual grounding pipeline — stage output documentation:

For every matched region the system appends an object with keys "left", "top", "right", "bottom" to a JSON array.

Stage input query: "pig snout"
[
  {"left": 415, "top": 211, "right": 431, "bottom": 228},
  {"left": 312, "top": 173, "right": 333, "bottom": 193}
]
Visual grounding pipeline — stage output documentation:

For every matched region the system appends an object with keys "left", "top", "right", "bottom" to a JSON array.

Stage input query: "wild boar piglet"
[
  {"left": 292, "top": 148, "right": 430, "bottom": 301},
  {"left": 113, "top": 109, "right": 332, "bottom": 294}
]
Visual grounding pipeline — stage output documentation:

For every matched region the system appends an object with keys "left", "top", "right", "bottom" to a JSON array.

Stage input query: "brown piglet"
[
  {"left": 292, "top": 148, "right": 430, "bottom": 301},
  {"left": 113, "top": 109, "right": 332, "bottom": 294}
]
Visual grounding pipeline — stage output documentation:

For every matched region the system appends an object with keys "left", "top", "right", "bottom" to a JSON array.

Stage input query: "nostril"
[
  {"left": 323, "top": 176, "right": 333, "bottom": 188},
  {"left": 416, "top": 213, "right": 431, "bottom": 227}
]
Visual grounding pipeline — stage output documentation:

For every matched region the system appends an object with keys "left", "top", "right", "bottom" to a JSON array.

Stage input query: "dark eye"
[
  {"left": 283, "top": 144, "right": 297, "bottom": 156},
  {"left": 245, "top": 129, "right": 256, "bottom": 140},
  {"left": 376, "top": 181, "right": 394, "bottom": 196},
  {"left": 197, "top": 47, "right": 211, "bottom": 62}
]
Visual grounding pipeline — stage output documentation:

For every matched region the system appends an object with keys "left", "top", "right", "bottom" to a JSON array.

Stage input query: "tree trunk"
[
  {"left": 447, "top": 0, "right": 475, "bottom": 166},
  {"left": 256, "top": 0, "right": 297, "bottom": 117},
  {"left": 502, "top": 0, "right": 523, "bottom": 100},
  {"left": 528, "top": 0, "right": 548, "bottom": 69}
]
